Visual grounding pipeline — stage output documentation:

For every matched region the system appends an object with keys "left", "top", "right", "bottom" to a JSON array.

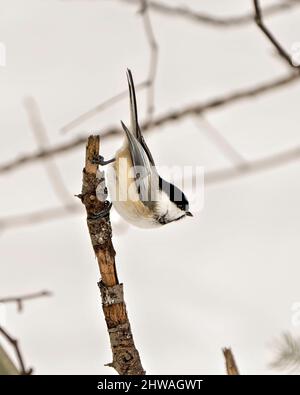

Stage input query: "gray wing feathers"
[
  {"left": 120, "top": 121, "right": 149, "bottom": 171},
  {"left": 120, "top": 121, "right": 155, "bottom": 206}
]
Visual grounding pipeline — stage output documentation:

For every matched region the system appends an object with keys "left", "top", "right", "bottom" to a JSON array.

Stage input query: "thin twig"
[
  {"left": 1, "top": 71, "right": 299, "bottom": 175},
  {"left": 23, "top": 97, "right": 74, "bottom": 206},
  {"left": 79, "top": 135, "right": 145, "bottom": 375},
  {"left": 223, "top": 347, "right": 240, "bottom": 375},
  {"left": 0, "top": 136, "right": 89, "bottom": 175},
  {"left": 0, "top": 290, "right": 52, "bottom": 313},
  {"left": 60, "top": 80, "right": 149, "bottom": 133},
  {"left": 117, "top": 0, "right": 300, "bottom": 27},
  {"left": 205, "top": 144, "right": 300, "bottom": 185},
  {"left": 2, "top": 143, "right": 300, "bottom": 230},
  {"left": 0, "top": 203, "right": 82, "bottom": 232},
  {"left": 140, "top": 0, "right": 159, "bottom": 122},
  {"left": 253, "top": 0, "right": 300, "bottom": 69},
  {"left": 0, "top": 327, "right": 32, "bottom": 375},
  {"left": 196, "top": 116, "right": 247, "bottom": 166}
]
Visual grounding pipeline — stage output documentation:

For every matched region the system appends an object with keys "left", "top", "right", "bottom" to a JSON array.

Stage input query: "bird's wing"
[
  {"left": 120, "top": 121, "right": 157, "bottom": 206},
  {"left": 126, "top": 69, "right": 156, "bottom": 166}
]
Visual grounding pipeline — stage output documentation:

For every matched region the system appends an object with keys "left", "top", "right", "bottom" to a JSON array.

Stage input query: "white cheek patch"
[{"left": 157, "top": 191, "right": 185, "bottom": 222}]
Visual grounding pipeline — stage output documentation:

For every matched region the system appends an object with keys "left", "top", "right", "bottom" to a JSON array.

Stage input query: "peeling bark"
[{"left": 80, "top": 135, "right": 145, "bottom": 375}]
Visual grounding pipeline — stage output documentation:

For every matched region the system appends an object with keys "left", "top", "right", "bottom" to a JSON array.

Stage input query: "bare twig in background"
[
  {"left": 253, "top": 0, "right": 300, "bottom": 69},
  {"left": 1, "top": 71, "right": 299, "bottom": 176},
  {"left": 79, "top": 135, "right": 145, "bottom": 375},
  {"left": 0, "top": 203, "right": 129, "bottom": 234},
  {"left": 270, "top": 332, "right": 300, "bottom": 372},
  {"left": 60, "top": 80, "right": 149, "bottom": 133},
  {"left": 0, "top": 290, "right": 52, "bottom": 313},
  {"left": 23, "top": 97, "right": 74, "bottom": 207},
  {"left": 3, "top": 142, "right": 300, "bottom": 231},
  {"left": 0, "top": 327, "right": 32, "bottom": 375},
  {"left": 118, "top": 0, "right": 300, "bottom": 28},
  {"left": 196, "top": 116, "right": 247, "bottom": 167},
  {"left": 140, "top": 0, "right": 158, "bottom": 122},
  {"left": 0, "top": 204, "right": 82, "bottom": 232},
  {"left": 0, "top": 136, "right": 90, "bottom": 175},
  {"left": 205, "top": 143, "right": 300, "bottom": 185},
  {"left": 223, "top": 347, "right": 240, "bottom": 375}
]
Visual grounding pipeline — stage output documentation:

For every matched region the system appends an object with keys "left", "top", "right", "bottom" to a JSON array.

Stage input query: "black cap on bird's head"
[
  {"left": 174, "top": 190, "right": 193, "bottom": 217},
  {"left": 159, "top": 177, "right": 193, "bottom": 218}
]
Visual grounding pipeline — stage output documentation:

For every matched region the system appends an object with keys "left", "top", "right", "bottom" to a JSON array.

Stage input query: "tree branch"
[
  {"left": 79, "top": 135, "right": 145, "bottom": 375},
  {"left": 223, "top": 347, "right": 240, "bottom": 375},
  {"left": 1, "top": 71, "right": 299, "bottom": 176},
  {"left": 0, "top": 204, "right": 82, "bottom": 232},
  {"left": 205, "top": 144, "right": 300, "bottom": 185},
  {"left": 253, "top": 0, "right": 300, "bottom": 69},
  {"left": 1, "top": 141, "right": 300, "bottom": 231},
  {"left": 195, "top": 116, "right": 247, "bottom": 166},
  {"left": 117, "top": 0, "right": 300, "bottom": 28},
  {"left": 0, "top": 290, "right": 52, "bottom": 313},
  {"left": 60, "top": 79, "right": 149, "bottom": 133}
]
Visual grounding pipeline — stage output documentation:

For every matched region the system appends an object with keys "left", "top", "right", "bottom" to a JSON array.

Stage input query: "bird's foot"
[
  {"left": 92, "top": 155, "right": 115, "bottom": 166},
  {"left": 88, "top": 201, "right": 112, "bottom": 220}
]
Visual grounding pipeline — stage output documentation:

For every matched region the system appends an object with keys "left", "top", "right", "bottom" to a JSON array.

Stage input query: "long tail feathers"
[
  {"left": 126, "top": 69, "right": 142, "bottom": 140},
  {"left": 124, "top": 69, "right": 156, "bottom": 167}
]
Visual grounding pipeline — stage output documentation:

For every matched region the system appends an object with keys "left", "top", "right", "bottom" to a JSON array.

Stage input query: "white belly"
[
  {"left": 112, "top": 199, "right": 160, "bottom": 229},
  {"left": 107, "top": 144, "right": 161, "bottom": 229}
]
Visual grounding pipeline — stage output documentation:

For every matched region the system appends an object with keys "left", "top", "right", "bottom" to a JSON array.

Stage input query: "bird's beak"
[{"left": 186, "top": 211, "right": 193, "bottom": 217}]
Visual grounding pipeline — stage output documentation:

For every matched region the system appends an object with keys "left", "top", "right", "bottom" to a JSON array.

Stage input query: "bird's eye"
[{"left": 176, "top": 201, "right": 188, "bottom": 212}]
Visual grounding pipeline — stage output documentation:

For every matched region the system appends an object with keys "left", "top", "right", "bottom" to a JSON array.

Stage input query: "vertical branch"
[
  {"left": 223, "top": 347, "right": 240, "bottom": 375},
  {"left": 80, "top": 135, "right": 145, "bottom": 375},
  {"left": 253, "top": 0, "right": 300, "bottom": 69}
]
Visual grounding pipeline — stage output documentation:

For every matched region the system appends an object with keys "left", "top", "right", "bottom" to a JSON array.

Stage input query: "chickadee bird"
[{"left": 93, "top": 69, "right": 193, "bottom": 228}]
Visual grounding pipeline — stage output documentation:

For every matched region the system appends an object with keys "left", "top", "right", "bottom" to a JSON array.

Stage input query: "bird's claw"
[
  {"left": 92, "top": 155, "right": 115, "bottom": 166},
  {"left": 88, "top": 201, "right": 112, "bottom": 220}
]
